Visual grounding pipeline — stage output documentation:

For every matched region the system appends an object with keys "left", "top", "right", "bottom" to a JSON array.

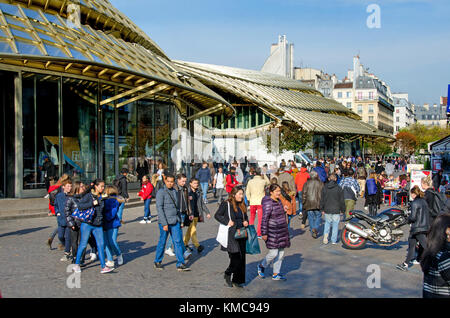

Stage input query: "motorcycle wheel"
[{"left": 341, "top": 223, "right": 367, "bottom": 250}]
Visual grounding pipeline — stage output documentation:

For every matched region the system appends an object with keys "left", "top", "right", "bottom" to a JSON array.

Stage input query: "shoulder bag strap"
[{"left": 166, "top": 189, "right": 179, "bottom": 211}]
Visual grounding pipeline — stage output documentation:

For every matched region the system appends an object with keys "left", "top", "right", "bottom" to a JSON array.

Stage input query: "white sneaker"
[
  {"left": 101, "top": 267, "right": 114, "bottom": 274},
  {"left": 72, "top": 265, "right": 81, "bottom": 273},
  {"left": 90, "top": 253, "right": 97, "bottom": 262},
  {"left": 165, "top": 248, "right": 175, "bottom": 257},
  {"left": 146, "top": 219, "right": 153, "bottom": 224},
  {"left": 106, "top": 260, "right": 115, "bottom": 268},
  {"left": 412, "top": 259, "right": 420, "bottom": 265},
  {"left": 139, "top": 219, "right": 148, "bottom": 224},
  {"left": 117, "top": 254, "right": 124, "bottom": 266}
]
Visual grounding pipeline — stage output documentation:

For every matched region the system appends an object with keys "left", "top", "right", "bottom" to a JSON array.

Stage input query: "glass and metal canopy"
[{"left": 0, "top": 1, "right": 234, "bottom": 118}]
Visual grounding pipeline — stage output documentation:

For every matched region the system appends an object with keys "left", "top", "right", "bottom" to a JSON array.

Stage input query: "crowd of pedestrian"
[{"left": 44, "top": 155, "right": 449, "bottom": 297}]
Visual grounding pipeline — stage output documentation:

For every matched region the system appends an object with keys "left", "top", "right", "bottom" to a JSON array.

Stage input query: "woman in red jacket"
[
  {"left": 137, "top": 175, "right": 154, "bottom": 224},
  {"left": 226, "top": 167, "right": 240, "bottom": 194}
]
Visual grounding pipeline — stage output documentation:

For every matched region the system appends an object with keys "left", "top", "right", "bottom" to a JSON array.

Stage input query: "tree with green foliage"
[
  {"left": 400, "top": 123, "right": 450, "bottom": 151},
  {"left": 265, "top": 122, "right": 312, "bottom": 154}
]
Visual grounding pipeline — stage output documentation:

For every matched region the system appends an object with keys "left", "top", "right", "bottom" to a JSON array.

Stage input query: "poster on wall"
[
  {"left": 433, "top": 159, "right": 442, "bottom": 171},
  {"left": 410, "top": 170, "right": 432, "bottom": 199}
]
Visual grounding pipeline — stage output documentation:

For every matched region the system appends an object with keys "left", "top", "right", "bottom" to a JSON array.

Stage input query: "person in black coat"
[
  {"left": 214, "top": 186, "right": 249, "bottom": 288},
  {"left": 397, "top": 186, "right": 431, "bottom": 271}
]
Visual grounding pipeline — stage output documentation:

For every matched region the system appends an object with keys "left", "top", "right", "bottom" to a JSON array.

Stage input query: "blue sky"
[{"left": 110, "top": 0, "right": 450, "bottom": 105}]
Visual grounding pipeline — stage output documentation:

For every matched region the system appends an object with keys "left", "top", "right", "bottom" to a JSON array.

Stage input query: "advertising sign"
[
  {"left": 407, "top": 164, "right": 424, "bottom": 174},
  {"left": 447, "top": 84, "right": 450, "bottom": 114},
  {"left": 410, "top": 170, "right": 432, "bottom": 193}
]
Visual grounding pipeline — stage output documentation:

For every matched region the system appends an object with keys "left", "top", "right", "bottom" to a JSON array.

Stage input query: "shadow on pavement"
[
  {"left": 119, "top": 240, "right": 157, "bottom": 264},
  {"left": 185, "top": 238, "right": 219, "bottom": 266},
  {"left": 245, "top": 253, "right": 303, "bottom": 285},
  {"left": 0, "top": 226, "right": 50, "bottom": 238}
]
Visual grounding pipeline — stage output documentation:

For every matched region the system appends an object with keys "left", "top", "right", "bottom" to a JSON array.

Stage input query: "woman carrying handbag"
[
  {"left": 214, "top": 186, "right": 249, "bottom": 288},
  {"left": 257, "top": 184, "right": 291, "bottom": 281}
]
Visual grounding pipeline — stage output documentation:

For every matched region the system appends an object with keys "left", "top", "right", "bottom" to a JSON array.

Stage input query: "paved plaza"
[{"left": 0, "top": 194, "right": 422, "bottom": 298}]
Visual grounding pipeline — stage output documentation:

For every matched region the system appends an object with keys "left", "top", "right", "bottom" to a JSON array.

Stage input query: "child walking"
[
  {"left": 103, "top": 185, "right": 125, "bottom": 268},
  {"left": 138, "top": 175, "right": 154, "bottom": 224}
]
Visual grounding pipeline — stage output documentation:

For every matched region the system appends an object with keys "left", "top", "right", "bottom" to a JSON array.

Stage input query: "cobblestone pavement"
[{"left": 0, "top": 193, "right": 422, "bottom": 298}]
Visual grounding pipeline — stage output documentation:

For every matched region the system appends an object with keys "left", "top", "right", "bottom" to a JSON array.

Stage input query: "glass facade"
[
  {"left": 20, "top": 72, "right": 180, "bottom": 191},
  {"left": 22, "top": 74, "right": 60, "bottom": 189},
  {"left": 0, "top": 71, "right": 16, "bottom": 198},
  {"left": 206, "top": 106, "right": 272, "bottom": 130}
]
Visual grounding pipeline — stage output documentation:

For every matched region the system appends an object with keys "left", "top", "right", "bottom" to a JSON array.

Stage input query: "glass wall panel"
[
  {"left": 0, "top": 71, "right": 15, "bottom": 198},
  {"left": 62, "top": 78, "right": 98, "bottom": 183},
  {"left": 137, "top": 100, "right": 154, "bottom": 176},
  {"left": 22, "top": 73, "right": 60, "bottom": 190},
  {"left": 102, "top": 100, "right": 115, "bottom": 184},
  {"left": 118, "top": 99, "right": 138, "bottom": 183},
  {"left": 154, "top": 102, "right": 170, "bottom": 170}
]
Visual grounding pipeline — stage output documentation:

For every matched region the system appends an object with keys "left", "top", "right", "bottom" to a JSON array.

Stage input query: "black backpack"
[
  {"left": 49, "top": 187, "right": 60, "bottom": 206},
  {"left": 430, "top": 190, "right": 447, "bottom": 218}
]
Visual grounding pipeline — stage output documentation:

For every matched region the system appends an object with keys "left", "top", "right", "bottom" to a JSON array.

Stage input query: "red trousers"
[{"left": 249, "top": 205, "right": 263, "bottom": 237}]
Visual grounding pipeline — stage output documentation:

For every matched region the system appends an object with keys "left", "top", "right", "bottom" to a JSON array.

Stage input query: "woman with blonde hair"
[
  {"left": 397, "top": 186, "right": 431, "bottom": 271},
  {"left": 422, "top": 174, "right": 439, "bottom": 223}
]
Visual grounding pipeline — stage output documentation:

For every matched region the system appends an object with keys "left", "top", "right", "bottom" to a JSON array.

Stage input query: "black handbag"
[{"left": 234, "top": 210, "right": 248, "bottom": 240}]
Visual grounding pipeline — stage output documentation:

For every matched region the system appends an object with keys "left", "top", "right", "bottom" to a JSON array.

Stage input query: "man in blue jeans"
[
  {"left": 320, "top": 174, "right": 346, "bottom": 244},
  {"left": 195, "top": 161, "right": 211, "bottom": 204},
  {"left": 302, "top": 170, "right": 324, "bottom": 239},
  {"left": 154, "top": 174, "right": 191, "bottom": 271}
]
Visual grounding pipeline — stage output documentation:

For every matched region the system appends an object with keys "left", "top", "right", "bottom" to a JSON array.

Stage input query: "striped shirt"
[{"left": 423, "top": 247, "right": 450, "bottom": 298}]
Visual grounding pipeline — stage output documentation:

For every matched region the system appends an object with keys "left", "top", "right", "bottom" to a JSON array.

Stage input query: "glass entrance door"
[{"left": 0, "top": 70, "right": 16, "bottom": 198}]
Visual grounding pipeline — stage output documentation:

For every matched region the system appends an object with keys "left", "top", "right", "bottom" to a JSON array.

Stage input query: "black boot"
[{"left": 224, "top": 273, "right": 233, "bottom": 287}]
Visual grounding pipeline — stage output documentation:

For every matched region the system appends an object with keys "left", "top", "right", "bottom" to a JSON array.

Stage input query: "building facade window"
[
  {"left": 368, "top": 104, "right": 374, "bottom": 113},
  {"left": 346, "top": 92, "right": 351, "bottom": 98},
  {"left": 357, "top": 104, "right": 363, "bottom": 114},
  {"left": 346, "top": 102, "right": 352, "bottom": 108},
  {"left": 338, "top": 92, "right": 342, "bottom": 98},
  {"left": 357, "top": 92, "right": 362, "bottom": 100},
  {"left": 368, "top": 116, "right": 374, "bottom": 124}
]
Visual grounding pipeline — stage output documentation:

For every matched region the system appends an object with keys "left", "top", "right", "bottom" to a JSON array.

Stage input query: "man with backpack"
[
  {"left": 213, "top": 166, "right": 226, "bottom": 205},
  {"left": 423, "top": 175, "right": 447, "bottom": 223},
  {"left": 339, "top": 171, "right": 360, "bottom": 220}
]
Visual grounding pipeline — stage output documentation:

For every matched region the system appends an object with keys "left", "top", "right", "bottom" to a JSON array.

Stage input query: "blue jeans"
[
  {"left": 104, "top": 228, "right": 122, "bottom": 261},
  {"left": 307, "top": 210, "right": 322, "bottom": 234},
  {"left": 323, "top": 214, "right": 340, "bottom": 243},
  {"left": 75, "top": 223, "right": 106, "bottom": 269},
  {"left": 117, "top": 202, "right": 125, "bottom": 221},
  {"left": 287, "top": 215, "right": 293, "bottom": 230},
  {"left": 144, "top": 198, "right": 152, "bottom": 219},
  {"left": 167, "top": 214, "right": 186, "bottom": 252},
  {"left": 57, "top": 225, "right": 71, "bottom": 254},
  {"left": 297, "top": 191, "right": 303, "bottom": 215},
  {"left": 200, "top": 183, "right": 209, "bottom": 201},
  {"left": 155, "top": 222, "right": 185, "bottom": 267}
]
